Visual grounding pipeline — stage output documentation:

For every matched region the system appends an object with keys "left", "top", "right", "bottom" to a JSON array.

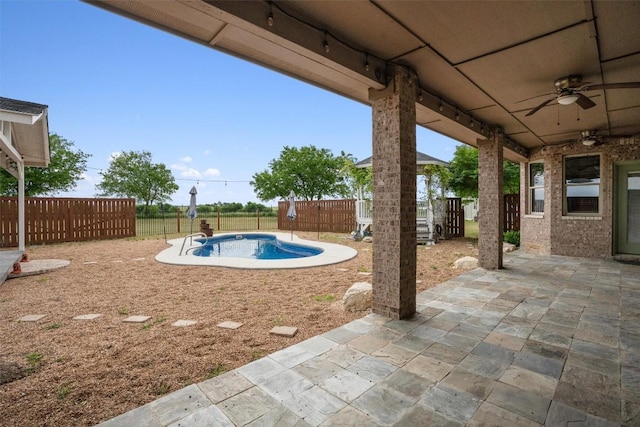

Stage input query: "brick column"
[
  {"left": 369, "top": 66, "right": 417, "bottom": 319},
  {"left": 478, "top": 128, "right": 504, "bottom": 269}
]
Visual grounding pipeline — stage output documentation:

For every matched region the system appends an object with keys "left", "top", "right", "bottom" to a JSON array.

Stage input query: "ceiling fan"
[
  {"left": 522, "top": 75, "right": 640, "bottom": 117},
  {"left": 558, "top": 130, "right": 631, "bottom": 147}
]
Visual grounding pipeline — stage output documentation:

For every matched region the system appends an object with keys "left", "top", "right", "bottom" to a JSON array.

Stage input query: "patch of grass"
[
  {"left": 0, "top": 298, "right": 11, "bottom": 303},
  {"left": 153, "top": 382, "right": 170, "bottom": 395},
  {"left": 274, "top": 316, "right": 284, "bottom": 326},
  {"left": 58, "top": 383, "right": 72, "bottom": 400},
  {"left": 155, "top": 316, "right": 166, "bottom": 324},
  {"left": 206, "top": 364, "right": 226, "bottom": 379},
  {"left": 250, "top": 350, "right": 264, "bottom": 361},
  {"left": 37, "top": 277, "right": 48, "bottom": 283},
  {"left": 141, "top": 323, "right": 152, "bottom": 331},
  {"left": 430, "top": 265, "right": 438, "bottom": 270},
  {"left": 26, "top": 352, "right": 44, "bottom": 374},
  {"left": 465, "top": 220, "right": 479, "bottom": 239},
  {"left": 313, "top": 294, "right": 336, "bottom": 302},
  {"left": 44, "top": 323, "right": 62, "bottom": 330},
  {"left": 357, "top": 266, "right": 369, "bottom": 272},
  {"left": 117, "top": 306, "right": 128, "bottom": 315}
]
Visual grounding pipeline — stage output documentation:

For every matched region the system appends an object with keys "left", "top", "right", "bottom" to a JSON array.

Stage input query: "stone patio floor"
[{"left": 98, "top": 251, "right": 640, "bottom": 426}]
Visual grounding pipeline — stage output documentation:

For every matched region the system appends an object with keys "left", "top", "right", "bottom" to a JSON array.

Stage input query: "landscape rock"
[
  {"left": 343, "top": 282, "right": 372, "bottom": 312},
  {"left": 453, "top": 256, "right": 478, "bottom": 269},
  {"left": 503, "top": 242, "right": 517, "bottom": 253}
]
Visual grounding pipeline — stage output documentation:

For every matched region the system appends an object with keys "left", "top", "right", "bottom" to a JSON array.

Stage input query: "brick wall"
[{"left": 521, "top": 136, "right": 640, "bottom": 258}]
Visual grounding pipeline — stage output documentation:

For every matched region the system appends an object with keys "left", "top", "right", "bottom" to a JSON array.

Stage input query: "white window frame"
[
  {"left": 529, "top": 162, "right": 544, "bottom": 215},
  {"left": 564, "top": 154, "right": 601, "bottom": 216}
]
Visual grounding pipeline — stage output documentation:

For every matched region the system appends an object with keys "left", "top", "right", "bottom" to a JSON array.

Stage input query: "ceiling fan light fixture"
[
  {"left": 557, "top": 93, "right": 579, "bottom": 105},
  {"left": 582, "top": 138, "right": 597, "bottom": 146}
]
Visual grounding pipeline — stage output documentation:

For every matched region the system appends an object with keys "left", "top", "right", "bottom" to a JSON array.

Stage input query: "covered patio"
[
  {"left": 99, "top": 250, "right": 639, "bottom": 426},
  {"left": 81, "top": 1, "right": 639, "bottom": 424}
]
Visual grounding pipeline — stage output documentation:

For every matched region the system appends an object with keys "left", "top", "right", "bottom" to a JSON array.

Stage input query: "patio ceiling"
[{"left": 87, "top": 0, "right": 640, "bottom": 162}]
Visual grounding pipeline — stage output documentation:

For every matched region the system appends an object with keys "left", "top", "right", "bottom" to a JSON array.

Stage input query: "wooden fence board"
[{"left": 0, "top": 197, "right": 136, "bottom": 247}]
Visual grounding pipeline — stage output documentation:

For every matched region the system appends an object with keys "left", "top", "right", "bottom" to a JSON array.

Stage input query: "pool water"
[{"left": 191, "top": 233, "right": 324, "bottom": 259}]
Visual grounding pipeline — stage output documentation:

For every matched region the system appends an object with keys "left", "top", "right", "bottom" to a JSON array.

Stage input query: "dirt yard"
[{"left": 0, "top": 232, "right": 478, "bottom": 426}]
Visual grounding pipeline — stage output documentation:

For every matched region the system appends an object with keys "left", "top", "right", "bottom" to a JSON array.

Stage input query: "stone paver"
[
  {"left": 122, "top": 315, "right": 151, "bottom": 323},
  {"left": 96, "top": 252, "right": 639, "bottom": 427},
  {"left": 270, "top": 326, "right": 298, "bottom": 337},
  {"left": 217, "top": 321, "right": 243, "bottom": 329},
  {"left": 18, "top": 314, "right": 46, "bottom": 322},
  {"left": 73, "top": 314, "right": 102, "bottom": 320},
  {"left": 172, "top": 320, "right": 197, "bottom": 327}
]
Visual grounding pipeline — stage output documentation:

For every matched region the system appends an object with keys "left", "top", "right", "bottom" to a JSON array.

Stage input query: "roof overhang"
[
  {"left": 85, "top": 1, "right": 640, "bottom": 163},
  {"left": 0, "top": 97, "right": 50, "bottom": 176}
]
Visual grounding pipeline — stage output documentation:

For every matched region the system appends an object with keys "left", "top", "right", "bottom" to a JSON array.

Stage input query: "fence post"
[
  {"left": 176, "top": 208, "right": 181, "bottom": 233},
  {"left": 257, "top": 209, "right": 260, "bottom": 230},
  {"left": 217, "top": 208, "right": 221, "bottom": 231}
]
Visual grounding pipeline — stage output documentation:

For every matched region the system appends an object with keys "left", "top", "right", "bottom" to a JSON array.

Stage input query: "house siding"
[{"left": 521, "top": 136, "right": 640, "bottom": 258}]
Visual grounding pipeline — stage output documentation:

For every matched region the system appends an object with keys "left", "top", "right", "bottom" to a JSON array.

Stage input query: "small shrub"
[
  {"left": 118, "top": 307, "right": 128, "bottom": 315},
  {"left": 503, "top": 230, "right": 520, "bottom": 247},
  {"left": 250, "top": 350, "right": 264, "bottom": 361},
  {"left": 153, "top": 382, "right": 170, "bottom": 395},
  {"left": 26, "top": 352, "right": 44, "bottom": 374}
]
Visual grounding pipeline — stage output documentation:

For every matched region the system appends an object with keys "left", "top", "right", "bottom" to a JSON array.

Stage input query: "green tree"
[
  {"left": 96, "top": 150, "right": 178, "bottom": 212},
  {"left": 0, "top": 133, "right": 90, "bottom": 196},
  {"left": 340, "top": 154, "right": 372, "bottom": 199},
  {"left": 250, "top": 146, "right": 351, "bottom": 201},
  {"left": 448, "top": 145, "right": 519, "bottom": 199}
]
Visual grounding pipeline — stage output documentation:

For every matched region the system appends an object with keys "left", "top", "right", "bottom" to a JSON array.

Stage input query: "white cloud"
[
  {"left": 181, "top": 168, "right": 202, "bottom": 178},
  {"left": 181, "top": 156, "right": 192, "bottom": 163},
  {"left": 203, "top": 168, "right": 221, "bottom": 177}
]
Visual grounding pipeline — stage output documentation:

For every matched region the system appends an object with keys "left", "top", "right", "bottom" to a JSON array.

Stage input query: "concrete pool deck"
[
  {"left": 155, "top": 232, "right": 358, "bottom": 269},
  {"left": 99, "top": 250, "right": 640, "bottom": 426}
]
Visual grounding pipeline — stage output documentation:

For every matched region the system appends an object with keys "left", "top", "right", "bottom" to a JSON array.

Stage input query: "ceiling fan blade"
[
  {"left": 525, "top": 98, "right": 554, "bottom": 116},
  {"left": 581, "top": 82, "right": 640, "bottom": 91},
  {"left": 575, "top": 93, "right": 596, "bottom": 110},
  {"left": 515, "top": 92, "right": 556, "bottom": 103}
]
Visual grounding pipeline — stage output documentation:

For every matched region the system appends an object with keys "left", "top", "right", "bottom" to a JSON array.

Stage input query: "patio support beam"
[
  {"left": 478, "top": 127, "right": 504, "bottom": 269},
  {"left": 369, "top": 66, "right": 417, "bottom": 319}
]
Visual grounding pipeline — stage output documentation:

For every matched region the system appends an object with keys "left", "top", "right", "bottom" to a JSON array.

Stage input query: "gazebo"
[
  {"left": 0, "top": 97, "right": 50, "bottom": 283},
  {"left": 355, "top": 151, "right": 449, "bottom": 243}
]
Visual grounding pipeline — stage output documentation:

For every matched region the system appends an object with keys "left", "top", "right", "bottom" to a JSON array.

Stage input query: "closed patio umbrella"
[
  {"left": 287, "top": 190, "right": 296, "bottom": 240},
  {"left": 187, "top": 186, "right": 198, "bottom": 236}
]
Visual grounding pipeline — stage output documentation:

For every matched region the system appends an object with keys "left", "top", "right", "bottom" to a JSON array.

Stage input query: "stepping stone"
[
  {"left": 336, "top": 268, "right": 348, "bottom": 272},
  {"left": 111, "top": 260, "right": 124, "bottom": 263},
  {"left": 270, "top": 326, "right": 298, "bottom": 337},
  {"left": 358, "top": 272, "right": 372, "bottom": 276},
  {"left": 83, "top": 261, "right": 97, "bottom": 265},
  {"left": 417, "top": 280, "right": 423, "bottom": 284},
  {"left": 73, "top": 314, "right": 102, "bottom": 320},
  {"left": 18, "top": 314, "right": 46, "bottom": 322},
  {"left": 217, "top": 321, "right": 243, "bottom": 329},
  {"left": 132, "top": 257, "right": 145, "bottom": 261},
  {"left": 122, "top": 315, "right": 151, "bottom": 323},
  {"left": 173, "top": 320, "right": 197, "bottom": 327}
]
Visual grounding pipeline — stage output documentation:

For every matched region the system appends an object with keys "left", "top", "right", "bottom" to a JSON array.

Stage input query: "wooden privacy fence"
[
  {"left": 504, "top": 193, "right": 520, "bottom": 232},
  {"left": 0, "top": 197, "right": 136, "bottom": 247},
  {"left": 278, "top": 199, "right": 355, "bottom": 233},
  {"left": 446, "top": 198, "right": 465, "bottom": 237}
]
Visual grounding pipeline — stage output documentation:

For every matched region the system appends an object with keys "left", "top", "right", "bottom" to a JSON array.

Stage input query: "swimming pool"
[
  {"left": 190, "top": 233, "right": 323, "bottom": 259},
  {"left": 155, "top": 232, "right": 358, "bottom": 269}
]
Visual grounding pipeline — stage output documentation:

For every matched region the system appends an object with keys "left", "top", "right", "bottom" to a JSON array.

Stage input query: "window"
[
  {"left": 564, "top": 155, "right": 600, "bottom": 214},
  {"left": 529, "top": 162, "right": 544, "bottom": 214}
]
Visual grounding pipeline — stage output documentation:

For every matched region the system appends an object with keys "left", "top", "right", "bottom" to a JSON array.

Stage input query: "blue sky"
[{"left": 1, "top": 0, "right": 461, "bottom": 206}]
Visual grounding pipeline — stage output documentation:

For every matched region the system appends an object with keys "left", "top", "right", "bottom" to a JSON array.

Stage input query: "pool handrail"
[{"left": 179, "top": 232, "right": 208, "bottom": 256}]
